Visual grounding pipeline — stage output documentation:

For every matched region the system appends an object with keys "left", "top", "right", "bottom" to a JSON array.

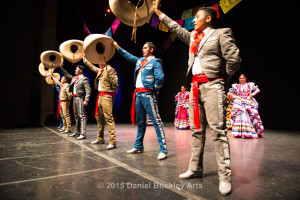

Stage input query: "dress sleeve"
[
  {"left": 228, "top": 84, "right": 238, "bottom": 99},
  {"left": 250, "top": 82, "right": 260, "bottom": 96}
]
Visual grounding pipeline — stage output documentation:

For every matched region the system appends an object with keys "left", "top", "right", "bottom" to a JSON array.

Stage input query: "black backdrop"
[{"left": 2, "top": 0, "right": 299, "bottom": 131}]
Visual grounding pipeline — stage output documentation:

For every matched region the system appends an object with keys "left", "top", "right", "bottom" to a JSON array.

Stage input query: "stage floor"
[{"left": 0, "top": 123, "right": 299, "bottom": 200}]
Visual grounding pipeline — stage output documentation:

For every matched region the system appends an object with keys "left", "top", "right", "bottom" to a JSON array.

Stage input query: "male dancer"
[
  {"left": 83, "top": 55, "right": 119, "bottom": 150},
  {"left": 154, "top": 2, "right": 241, "bottom": 195},
  {"left": 113, "top": 41, "right": 167, "bottom": 160},
  {"left": 60, "top": 63, "right": 91, "bottom": 140},
  {"left": 53, "top": 76, "right": 73, "bottom": 133}
]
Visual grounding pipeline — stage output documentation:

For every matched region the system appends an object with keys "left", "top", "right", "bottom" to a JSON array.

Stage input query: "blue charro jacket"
[{"left": 117, "top": 47, "right": 164, "bottom": 92}]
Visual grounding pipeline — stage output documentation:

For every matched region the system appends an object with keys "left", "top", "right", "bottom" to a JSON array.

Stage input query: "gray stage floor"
[{"left": 0, "top": 123, "right": 299, "bottom": 200}]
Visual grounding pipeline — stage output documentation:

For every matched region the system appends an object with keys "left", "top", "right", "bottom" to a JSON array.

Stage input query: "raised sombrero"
[{"left": 83, "top": 34, "right": 115, "bottom": 64}]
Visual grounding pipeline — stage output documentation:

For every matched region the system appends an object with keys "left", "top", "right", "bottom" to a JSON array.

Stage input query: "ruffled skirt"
[{"left": 230, "top": 98, "right": 264, "bottom": 138}]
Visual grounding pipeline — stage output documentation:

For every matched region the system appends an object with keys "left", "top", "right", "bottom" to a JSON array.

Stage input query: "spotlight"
[{"left": 106, "top": 8, "right": 111, "bottom": 13}]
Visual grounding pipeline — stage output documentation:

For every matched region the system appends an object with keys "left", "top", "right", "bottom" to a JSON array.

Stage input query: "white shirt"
[
  {"left": 97, "top": 67, "right": 114, "bottom": 92},
  {"left": 73, "top": 74, "right": 83, "bottom": 94},
  {"left": 136, "top": 56, "right": 155, "bottom": 88},
  {"left": 192, "top": 27, "right": 211, "bottom": 75},
  {"left": 98, "top": 67, "right": 106, "bottom": 92}
]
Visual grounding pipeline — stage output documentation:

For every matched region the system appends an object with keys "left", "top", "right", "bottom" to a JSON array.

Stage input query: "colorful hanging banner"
[
  {"left": 159, "top": 21, "right": 169, "bottom": 32},
  {"left": 111, "top": 18, "right": 120, "bottom": 34},
  {"left": 184, "top": 16, "right": 195, "bottom": 30},
  {"left": 162, "top": 37, "right": 172, "bottom": 51},
  {"left": 212, "top": 3, "right": 220, "bottom": 18},
  {"left": 182, "top": 8, "right": 193, "bottom": 19},
  {"left": 169, "top": 33, "right": 176, "bottom": 42},
  {"left": 83, "top": 22, "right": 91, "bottom": 36},
  {"left": 104, "top": 27, "right": 113, "bottom": 37},
  {"left": 219, "top": 0, "right": 242, "bottom": 14},
  {"left": 151, "top": 15, "right": 160, "bottom": 29},
  {"left": 175, "top": 19, "right": 184, "bottom": 27}
]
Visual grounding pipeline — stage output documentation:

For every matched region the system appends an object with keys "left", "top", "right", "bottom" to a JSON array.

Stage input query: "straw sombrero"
[
  {"left": 45, "top": 73, "right": 60, "bottom": 85},
  {"left": 38, "top": 63, "right": 54, "bottom": 76},
  {"left": 83, "top": 34, "right": 115, "bottom": 64},
  {"left": 59, "top": 40, "right": 84, "bottom": 64},
  {"left": 40, "top": 50, "right": 63, "bottom": 69},
  {"left": 109, "top": 0, "right": 154, "bottom": 27}
]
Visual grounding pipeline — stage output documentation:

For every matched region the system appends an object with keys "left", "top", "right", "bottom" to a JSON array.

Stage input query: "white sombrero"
[
  {"left": 59, "top": 40, "right": 84, "bottom": 64},
  {"left": 109, "top": 0, "right": 154, "bottom": 27},
  {"left": 38, "top": 63, "right": 54, "bottom": 76},
  {"left": 40, "top": 50, "right": 63, "bottom": 69},
  {"left": 83, "top": 34, "right": 115, "bottom": 64},
  {"left": 45, "top": 73, "right": 60, "bottom": 85}
]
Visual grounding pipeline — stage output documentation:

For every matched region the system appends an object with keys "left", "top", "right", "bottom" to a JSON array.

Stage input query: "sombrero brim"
[
  {"left": 38, "top": 63, "right": 55, "bottom": 76},
  {"left": 40, "top": 50, "right": 63, "bottom": 69},
  {"left": 45, "top": 73, "right": 60, "bottom": 85},
  {"left": 59, "top": 40, "right": 84, "bottom": 63},
  {"left": 84, "top": 34, "right": 115, "bottom": 64}
]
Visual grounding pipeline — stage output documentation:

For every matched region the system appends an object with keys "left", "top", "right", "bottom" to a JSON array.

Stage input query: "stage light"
[{"left": 106, "top": 8, "right": 111, "bottom": 13}]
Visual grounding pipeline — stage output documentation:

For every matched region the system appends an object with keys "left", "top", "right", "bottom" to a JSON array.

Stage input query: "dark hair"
[
  {"left": 145, "top": 42, "right": 156, "bottom": 55},
  {"left": 198, "top": 7, "right": 217, "bottom": 26},
  {"left": 77, "top": 65, "right": 85, "bottom": 71},
  {"left": 62, "top": 75, "right": 69, "bottom": 82},
  {"left": 240, "top": 74, "right": 247, "bottom": 79}
]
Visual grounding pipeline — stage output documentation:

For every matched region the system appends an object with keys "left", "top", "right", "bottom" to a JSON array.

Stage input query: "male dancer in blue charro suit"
[{"left": 113, "top": 41, "right": 167, "bottom": 160}]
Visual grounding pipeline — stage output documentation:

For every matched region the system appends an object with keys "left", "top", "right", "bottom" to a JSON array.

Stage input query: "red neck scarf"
[{"left": 190, "top": 32, "right": 205, "bottom": 54}]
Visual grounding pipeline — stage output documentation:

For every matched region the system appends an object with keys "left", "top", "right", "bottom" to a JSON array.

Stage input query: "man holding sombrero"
[
  {"left": 60, "top": 63, "right": 91, "bottom": 140},
  {"left": 113, "top": 41, "right": 168, "bottom": 160},
  {"left": 83, "top": 53, "right": 119, "bottom": 150},
  {"left": 153, "top": 2, "right": 241, "bottom": 195}
]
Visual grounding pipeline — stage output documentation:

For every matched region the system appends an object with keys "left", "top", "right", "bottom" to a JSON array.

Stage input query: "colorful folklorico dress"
[
  {"left": 174, "top": 91, "right": 190, "bottom": 129},
  {"left": 228, "top": 82, "right": 264, "bottom": 138},
  {"left": 226, "top": 91, "right": 236, "bottom": 129}
]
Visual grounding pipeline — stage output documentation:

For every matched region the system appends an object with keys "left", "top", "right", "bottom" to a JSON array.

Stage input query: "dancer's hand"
[
  {"left": 153, "top": 0, "right": 163, "bottom": 17},
  {"left": 113, "top": 41, "right": 120, "bottom": 50},
  {"left": 83, "top": 101, "right": 88, "bottom": 106}
]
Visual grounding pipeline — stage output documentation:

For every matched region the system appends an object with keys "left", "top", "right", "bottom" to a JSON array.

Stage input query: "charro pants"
[
  {"left": 96, "top": 95, "right": 116, "bottom": 145},
  {"left": 73, "top": 96, "right": 87, "bottom": 136},
  {"left": 60, "top": 101, "right": 71, "bottom": 131},
  {"left": 134, "top": 92, "right": 167, "bottom": 153},
  {"left": 188, "top": 79, "right": 231, "bottom": 182}
]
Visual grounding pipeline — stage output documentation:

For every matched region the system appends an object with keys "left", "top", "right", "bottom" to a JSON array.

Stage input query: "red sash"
[
  {"left": 131, "top": 88, "right": 153, "bottom": 125},
  {"left": 94, "top": 91, "right": 116, "bottom": 118},
  {"left": 57, "top": 99, "right": 69, "bottom": 120},
  {"left": 192, "top": 74, "right": 221, "bottom": 130}
]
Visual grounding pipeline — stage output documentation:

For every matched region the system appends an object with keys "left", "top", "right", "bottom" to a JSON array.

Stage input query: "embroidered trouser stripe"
[
  {"left": 148, "top": 94, "right": 167, "bottom": 153},
  {"left": 134, "top": 92, "right": 167, "bottom": 153},
  {"left": 73, "top": 97, "right": 86, "bottom": 136},
  {"left": 188, "top": 80, "right": 231, "bottom": 182}
]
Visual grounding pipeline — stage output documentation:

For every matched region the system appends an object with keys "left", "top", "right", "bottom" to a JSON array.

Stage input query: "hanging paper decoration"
[
  {"left": 181, "top": 8, "right": 193, "bottom": 19},
  {"left": 151, "top": 15, "right": 160, "bottom": 29},
  {"left": 159, "top": 21, "right": 169, "bottom": 32},
  {"left": 219, "top": 0, "right": 242, "bottom": 14},
  {"left": 162, "top": 37, "right": 172, "bottom": 51},
  {"left": 175, "top": 19, "right": 184, "bottom": 27},
  {"left": 212, "top": 3, "right": 220, "bottom": 18},
  {"left": 169, "top": 33, "right": 176, "bottom": 42},
  {"left": 184, "top": 16, "right": 195, "bottom": 30},
  {"left": 83, "top": 22, "right": 91, "bottom": 36},
  {"left": 111, "top": 18, "right": 120, "bottom": 34},
  {"left": 104, "top": 27, "right": 113, "bottom": 37}
]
